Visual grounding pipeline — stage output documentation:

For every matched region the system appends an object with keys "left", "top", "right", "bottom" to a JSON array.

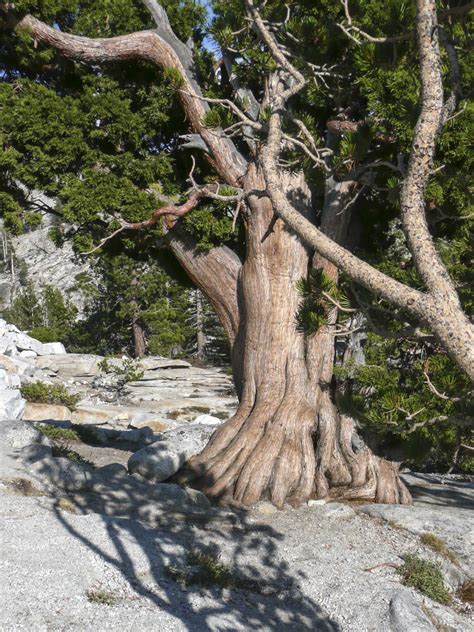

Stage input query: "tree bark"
[
  {"left": 175, "top": 166, "right": 411, "bottom": 507},
  {"left": 132, "top": 316, "right": 146, "bottom": 358}
]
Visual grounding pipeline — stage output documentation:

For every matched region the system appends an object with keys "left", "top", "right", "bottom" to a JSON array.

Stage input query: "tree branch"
[
  {"left": 84, "top": 185, "right": 217, "bottom": 255},
  {"left": 164, "top": 227, "right": 241, "bottom": 347},
  {"left": 9, "top": 10, "right": 247, "bottom": 186}
]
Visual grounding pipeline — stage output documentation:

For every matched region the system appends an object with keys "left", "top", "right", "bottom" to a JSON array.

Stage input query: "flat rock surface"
[{"left": 0, "top": 420, "right": 472, "bottom": 631}]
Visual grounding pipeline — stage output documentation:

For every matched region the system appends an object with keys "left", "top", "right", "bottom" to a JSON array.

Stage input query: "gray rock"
[
  {"left": 30, "top": 456, "right": 93, "bottom": 492},
  {"left": 0, "top": 390, "right": 26, "bottom": 421},
  {"left": 128, "top": 441, "right": 188, "bottom": 483},
  {"left": 39, "top": 342, "right": 66, "bottom": 355},
  {"left": 390, "top": 592, "right": 436, "bottom": 632},
  {"left": 0, "top": 354, "right": 35, "bottom": 376},
  {"left": 155, "top": 423, "right": 217, "bottom": 456},
  {"left": 0, "top": 368, "right": 21, "bottom": 389},
  {"left": 18, "top": 349, "right": 37, "bottom": 359},
  {"left": 9, "top": 332, "right": 44, "bottom": 355},
  {"left": 139, "top": 357, "right": 191, "bottom": 371},
  {"left": 20, "top": 443, "right": 53, "bottom": 464},
  {"left": 94, "top": 462, "right": 128, "bottom": 477},
  {"left": 359, "top": 503, "right": 473, "bottom": 573},
  {"left": 193, "top": 413, "right": 222, "bottom": 425},
  {"left": 5, "top": 420, "right": 50, "bottom": 449},
  {"left": 35, "top": 354, "right": 103, "bottom": 377}
]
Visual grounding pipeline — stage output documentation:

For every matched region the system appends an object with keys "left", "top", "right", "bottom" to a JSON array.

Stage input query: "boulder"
[
  {"left": 0, "top": 369, "right": 21, "bottom": 390},
  {"left": 128, "top": 441, "right": 188, "bottom": 483},
  {"left": 30, "top": 456, "right": 93, "bottom": 492},
  {"left": 35, "top": 354, "right": 102, "bottom": 377},
  {"left": 20, "top": 443, "right": 53, "bottom": 464},
  {"left": 389, "top": 593, "right": 435, "bottom": 632},
  {"left": 0, "top": 389, "right": 25, "bottom": 420},
  {"left": 193, "top": 414, "right": 222, "bottom": 425},
  {"left": 39, "top": 342, "right": 66, "bottom": 355},
  {"left": 9, "top": 332, "right": 44, "bottom": 355},
  {"left": 155, "top": 423, "right": 217, "bottom": 456},
  {"left": 71, "top": 405, "right": 119, "bottom": 425},
  {"left": 139, "top": 357, "right": 191, "bottom": 371},
  {"left": 5, "top": 420, "right": 50, "bottom": 449},
  {"left": 23, "top": 402, "right": 72, "bottom": 423},
  {"left": 0, "top": 354, "right": 35, "bottom": 376},
  {"left": 19, "top": 350, "right": 37, "bottom": 359},
  {"left": 0, "top": 337, "right": 16, "bottom": 356}
]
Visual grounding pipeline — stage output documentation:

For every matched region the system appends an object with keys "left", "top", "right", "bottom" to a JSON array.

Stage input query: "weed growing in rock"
[
  {"left": 457, "top": 579, "right": 474, "bottom": 604},
  {"left": 397, "top": 555, "right": 451, "bottom": 604},
  {"left": 52, "top": 445, "right": 93, "bottom": 467},
  {"left": 187, "top": 550, "right": 233, "bottom": 587},
  {"left": 21, "top": 382, "right": 80, "bottom": 410},
  {"left": 37, "top": 425, "right": 79, "bottom": 442},
  {"left": 86, "top": 589, "right": 118, "bottom": 605},
  {"left": 98, "top": 356, "right": 144, "bottom": 383},
  {"left": 167, "top": 549, "right": 234, "bottom": 589},
  {"left": 420, "top": 532, "right": 458, "bottom": 564}
]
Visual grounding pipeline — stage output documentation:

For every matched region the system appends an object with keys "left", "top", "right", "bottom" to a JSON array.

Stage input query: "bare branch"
[
  {"left": 84, "top": 184, "right": 218, "bottom": 255},
  {"left": 338, "top": 0, "right": 474, "bottom": 46},
  {"left": 245, "top": 0, "right": 306, "bottom": 103}
]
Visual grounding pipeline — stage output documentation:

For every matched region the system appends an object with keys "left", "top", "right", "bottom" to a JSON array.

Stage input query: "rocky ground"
[{"left": 0, "top": 325, "right": 473, "bottom": 631}]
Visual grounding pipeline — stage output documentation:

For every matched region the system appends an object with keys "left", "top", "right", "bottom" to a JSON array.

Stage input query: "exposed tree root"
[{"left": 175, "top": 393, "right": 412, "bottom": 508}]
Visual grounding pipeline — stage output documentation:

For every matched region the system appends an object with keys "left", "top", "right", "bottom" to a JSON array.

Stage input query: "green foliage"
[
  {"left": 86, "top": 589, "right": 119, "bottom": 606},
  {"left": 296, "top": 269, "right": 350, "bottom": 335},
  {"left": 21, "top": 382, "right": 80, "bottom": 410},
  {"left": 37, "top": 424, "right": 80, "bottom": 442},
  {"left": 397, "top": 555, "right": 451, "bottom": 604},
  {"left": 98, "top": 356, "right": 144, "bottom": 383},
  {"left": 4, "top": 282, "right": 78, "bottom": 346},
  {"left": 51, "top": 444, "right": 93, "bottom": 466},
  {"left": 186, "top": 549, "right": 233, "bottom": 587},
  {"left": 337, "top": 329, "right": 473, "bottom": 473}
]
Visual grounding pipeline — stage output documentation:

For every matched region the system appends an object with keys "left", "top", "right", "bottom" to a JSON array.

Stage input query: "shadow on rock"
[{"left": 52, "top": 464, "right": 340, "bottom": 631}]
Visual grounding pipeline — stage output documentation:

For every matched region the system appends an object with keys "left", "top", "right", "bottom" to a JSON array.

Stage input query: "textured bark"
[
  {"left": 175, "top": 168, "right": 411, "bottom": 507},
  {"left": 8, "top": 0, "right": 466, "bottom": 508},
  {"left": 132, "top": 317, "right": 146, "bottom": 358}
]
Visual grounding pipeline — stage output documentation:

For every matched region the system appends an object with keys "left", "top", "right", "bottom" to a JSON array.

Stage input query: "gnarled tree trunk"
[{"left": 175, "top": 166, "right": 411, "bottom": 507}]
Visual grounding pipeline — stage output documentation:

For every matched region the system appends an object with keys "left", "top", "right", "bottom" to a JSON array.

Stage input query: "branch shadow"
[{"left": 49, "top": 466, "right": 340, "bottom": 631}]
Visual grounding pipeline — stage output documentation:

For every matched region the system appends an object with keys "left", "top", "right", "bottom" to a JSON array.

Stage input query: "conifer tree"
[{"left": 0, "top": 0, "right": 472, "bottom": 506}]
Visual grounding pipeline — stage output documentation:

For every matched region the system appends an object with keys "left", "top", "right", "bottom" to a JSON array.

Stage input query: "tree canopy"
[{"left": 0, "top": 1, "right": 472, "bottom": 499}]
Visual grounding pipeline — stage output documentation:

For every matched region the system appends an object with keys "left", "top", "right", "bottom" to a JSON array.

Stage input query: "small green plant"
[
  {"left": 420, "top": 533, "right": 458, "bottom": 564},
  {"left": 86, "top": 589, "right": 118, "bottom": 605},
  {"left": 397, "top": 555, "right": 451, "bottom": 604},
  {"left": 37, "top": 425, "right": 79, "bottom": 442},
  {"left": 98, "top": 356, "right": 144, "bottom": 383},
  {"left": 52, "top": 445, "right": 93, "bottom": 467},
  {"left": 21, "top": 382, "right": 80, "bottom": 410},
  {"left": 186, "top": 550, "right": 233, "bottom": 587}
]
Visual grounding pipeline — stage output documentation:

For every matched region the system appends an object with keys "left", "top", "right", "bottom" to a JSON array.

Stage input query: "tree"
[{"left": 1, "top": 0, "right": 472, "bottom": 507}]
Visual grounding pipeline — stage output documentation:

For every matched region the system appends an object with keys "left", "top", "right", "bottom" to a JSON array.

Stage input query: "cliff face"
[{"left": 0, "top": 223, "right": 91, "bottom": 316}]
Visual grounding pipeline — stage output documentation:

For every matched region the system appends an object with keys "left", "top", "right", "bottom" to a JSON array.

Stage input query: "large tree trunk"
[{"left": 175, "top": 166, "right": 411, "bottom": 507}]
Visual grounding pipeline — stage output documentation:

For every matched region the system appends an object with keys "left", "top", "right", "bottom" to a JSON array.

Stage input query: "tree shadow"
[{"left": 49, "top": 466, "right": 340, "bottom": 631}]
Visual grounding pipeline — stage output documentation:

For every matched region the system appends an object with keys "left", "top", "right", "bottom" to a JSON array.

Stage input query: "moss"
[
  {"left": 21, "top": 382, "right": 80, "bottom": 410},
  {"left": 86, "top": 589, "right": 118, "bottom": 605},
  {"left": 420, "top": 532, "right": 458, "bottom": 564},
  {"left": 397, "top": 555, "right": 451, "bottom": 604}
]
